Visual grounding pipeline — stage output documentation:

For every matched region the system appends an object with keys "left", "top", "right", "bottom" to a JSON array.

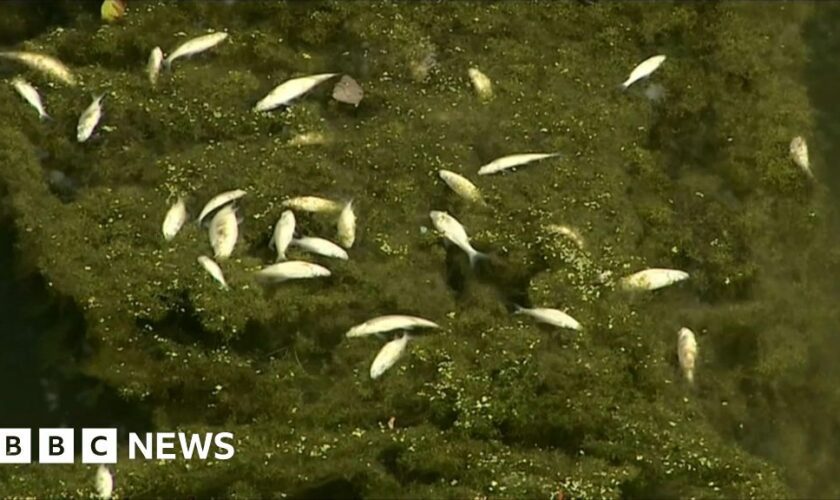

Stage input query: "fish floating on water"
[
  {"left": 101, "top": 0, "right": 126, "bottom": 23},
  {"left": 270, "top": 210, "right": 295, "bottom": 261},
  {"left": 197, "top": 255, "right": 228, "bottom": 289},
  {"left": 467, "top": 67, "right": 493, "bottom": 100},
  {"left": 0, "top": 51, "right": 76, "bottom": 85},
  {"left": 477, "top": 153, "right": 560, "bottom": 176},
  {"left": 95, "top": 465, "right": 113, "bottom": 500},
  {"left": 208, "top": 204, "right": 238, "bottom": 260},
  {"left": 291, "top": 236, "right": 348, "bottom": 260},
  {"left": 789, "top": 136, "right": 813, "bottom": 179},
  {"left": 439, "top": 169, "right": 483, "bottom": 204},
  {"left": 254, "top": 73, "right": 339, "bottom": 112},
  {"left": 621, "top": 54, "right": 666, "bottom": 90},
  {"left": 281, "top": 196, "right": 342, "bottom": 213},
  {"left": 677, "top": 327, "right": 697, "bottom": 384},
  {"left": 11, "top": 77, "right": 49, "bottom": 120},
  {"left": 147, "top": 47, "right": 163, "bottom": 85},
  {"left": 336, "top": 201, "right": 356, "bottom": 249},
  {"left": 77, "top": 94, "right": 105, "bottom": 143},
  {"left": 346, "top": 315, "right": 440, "bottom": 339},
  {"left": 255, "top": 261, "right": 331, "bottom": 283},
  {"left": 164, "top": 32, "right": 228, "bottom": 69},
  {"left": 429, "top": 210, "right": 487, "bottom": 268},
  {"left": 620, "top": 268, "right": 689, "bottom": 291},
  {"left": 162, "top": 198, "right": 187, "bottom": 241},
  {"left": 198, "top": 189, "right": 246, "bottom": 224},
  {"left": 514, "top": 305, "right": 582, "bottom": 331},
  {"left": 370, "top": 334, "right": 410, "bottom": 380}
]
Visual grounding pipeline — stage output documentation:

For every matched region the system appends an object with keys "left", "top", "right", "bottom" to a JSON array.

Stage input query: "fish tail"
[
  {"left": 40, "top": 112, "right": 51, "bottom": 122},
  {"left": 512, "top": 304, "right": 525, "bottom": 314},
  {"left": 469, "top": 249, "right": 489, "bottom": 269},
  {"left": 163, "top": 58, "right": 172, "bottom": 71},
  {"left": 619, "top": 80, "right": 631, "bottom": 91}
]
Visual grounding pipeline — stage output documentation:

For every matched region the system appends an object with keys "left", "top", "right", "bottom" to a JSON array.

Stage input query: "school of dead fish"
[{"left": 2, "top": 23, "right": 816, "bottom": 493}]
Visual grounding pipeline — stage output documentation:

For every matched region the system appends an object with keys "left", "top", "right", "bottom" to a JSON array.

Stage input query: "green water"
[{"left": 1, "top": 1, "right": 838, "bottom": 498}]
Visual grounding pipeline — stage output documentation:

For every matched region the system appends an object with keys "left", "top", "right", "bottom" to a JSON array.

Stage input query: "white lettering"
[
  {"left": 156, "top": 432, "right": 176, "bottom": 459},
  {"left": 178, "top": 433, "right": 213, "bottom": 459},
  {"left": 214, "top": 432, "right": 235, "bottom": 460},
  {"left": 128, "top": 433, "right": 153, "bottom": 460}
]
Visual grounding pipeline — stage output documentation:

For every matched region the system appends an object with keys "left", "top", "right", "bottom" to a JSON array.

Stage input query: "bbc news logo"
[{"left": 0, "top": 429, "right": 235, "bottom": 463}]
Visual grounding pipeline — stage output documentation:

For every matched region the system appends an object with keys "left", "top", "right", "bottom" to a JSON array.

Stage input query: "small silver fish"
[
  {"left": 197, "top": 189, "right": 246, "bottom": 224},
  {"left": 429, "top": 210, "right": 487, "bottom": 267},
  {"left": 281, "top": 196, "right": 342, "bottom": 213},
  {"left": 346, "top": 315, "right": 440, "bottom": 339},
  {"left": 439, "top": 169, "right": 483, "bottom": 204},
  {"left": 77, "top": 94, "right": 105, "bottom": 143},
  {"left": 789, "top": 136, "right": 813, "bottom": 178},
  {"left": 11, "top": 77, "right": 48, "bottom": 120},
  {"left": 291, "top": 236, "right": 348, "bottom": 260},
  {"left": 147, "top": 46, "right": 163, "bottom": 85},
  {"left": 677, "top": 327, "right": 697, "bottom": 384},
  {"left": 270, "top": 210, "right": 295, "bottom": 261},
  {"left": 162, "top": 198, "right": 187, "bottom": 241},
  {"left": 255, "top": 261, "right": 331, "bottom": 283},
  {"left": 164, "top": 32, "right": 228, "bottom": 69},
  {"left": 620, "top": 268, "right": 689, "bottom": 291},
  {"left": 370, "top": 334, "right": 410, "bottom": 380},
  {"left": 95, "top": 465, "right": 113, "bottom": 500},
  {"left": 514, "top": 305, "right": 582, "bottom": 331},
  {"left": 467, "top": 67, "right": 493, "bottom": 100},
  {"left": 208, "top": 205, "right": 238, "bottom": 260},
  {"left": 197, "top": 255, "right": 228, "bottom": 289},
  {"left": 336, "top": 201, "right": 356, "bottom": 249},
  {"left": 622, "top": 54, "right": 666, "bottom": 90},
  {"left": 0, "top": 51, "right": 76, "bottom": 85},
  {"left": 254, "top": 73, "right": 339, "bottom": 112},
  {"left": 477, "top": 153, "right": 560, "bottom": 175}
]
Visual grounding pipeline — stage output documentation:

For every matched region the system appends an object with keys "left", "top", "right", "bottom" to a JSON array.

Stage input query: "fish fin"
[
  {"left": 39, "top": 113, "right": 52, "bottom": 122},
  {"left": 469, "top": 249, "right": 490, "bottom": 269},
  {"left": 512, "top": 304, "right": 525, "bottom": 314},
  {"left": 163, "top": 58, "right": 172, "bottom": 71}
]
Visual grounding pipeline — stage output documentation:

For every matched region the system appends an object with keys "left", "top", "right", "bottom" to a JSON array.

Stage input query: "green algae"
[{"left": 0, "top": 1, "right": 836, "bottom": 498}]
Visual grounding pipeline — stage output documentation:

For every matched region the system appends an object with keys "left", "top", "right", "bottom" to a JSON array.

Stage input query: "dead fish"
[
  {"left": 370, "top": 334, "right": 410, "bottom": 380},
  {"left": 439, "top": 169, "right": 483, "bottom": 204},
  {"left": 429, "top": 210, "right": 487, "bottom": 267},
  {"left": 11, "top": 77, "right": 49, "bottom": 120},
  {"left": 254, "top": 73, "right": 339, "bottom": 112},
  {"left": 677, "top": 327, "right": 697, "bottom": 384},
  {"left": 621, "top": 54, "right": 666, "bottom": 90},
  {"left": 197, "top": 189, "right": 246, "bottom": 224},
  {"left": 101, "top": 0, "right": 126, "bottom": 23},
  {"left": 270, "top": 210, "right": 295, "bottom": 261},
  {"left": 197, "top": 255, "right": 228, "bottom": 289},
  {"left": 95, "top": 465, "right": 113, "bottom": 499},
  {"left": 336, "top": 201, "right": 356, "bottom": 249},
  {"left": 477, "top": 153, "right": 560, "bottom": 176},
  {"left": 162, "top": 198, "right": 187, "bottom": 241},
  {"left": 545, "top": 224, "right": 585, "bottom": 249},
  {"left": 467, "top": 67, "right": 493, "bottom": 100},
  {"left": 514, "top": 305, "right": 582, "bottom": 331},
  {"left": 164, "top": 32, "right": 228, "bottom": 69},
  {"left": 291, "top": 236, "right": 348, "bottom": 260},
  {"left": 208, "top": 205, "right": 238, "bottom": 259},
  {"left": 255, "top": 261, "right": 331, "bottom": 283},
  {"left": 346, "top": 315, "right": 440, "bottom": 339},
  {"left": 281, "top": 196, "right": 342, "bottom": 213},
  {"left": 620, "top": 268, "right": 689, "bottom": 291},
  {"left": 147, "top": 46, "right": 163, "bottom": 85},
  {"left": 789, "top": 136, "right": 813, "bottom": 178},
  {"left": 0, "top": 51, "right": 76, "bottom": 85},
  {"left": 77, "top": 94, "right": 105, "bottom": 143},
  {"left": 332, "top": 74, "right": 363, "bottom": 106}
]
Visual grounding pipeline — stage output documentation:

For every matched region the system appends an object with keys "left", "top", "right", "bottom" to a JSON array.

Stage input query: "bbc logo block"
[{"left": 0, "top": 429, "right": 31, "bottom": 464}]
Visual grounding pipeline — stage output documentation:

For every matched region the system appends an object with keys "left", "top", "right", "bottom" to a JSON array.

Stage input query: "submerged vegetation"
[{"left": 1, "top": 1, "right": 838, "bottom": 498}]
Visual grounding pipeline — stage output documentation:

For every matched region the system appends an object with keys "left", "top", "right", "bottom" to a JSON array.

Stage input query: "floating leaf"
[{"left": 332, "top": 75, "right": 363, "bottom": 106}]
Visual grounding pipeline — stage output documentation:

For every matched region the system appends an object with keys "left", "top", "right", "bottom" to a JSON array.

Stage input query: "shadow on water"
[{"left": 0, "top": 221, "right": 153, "bottom": 438}]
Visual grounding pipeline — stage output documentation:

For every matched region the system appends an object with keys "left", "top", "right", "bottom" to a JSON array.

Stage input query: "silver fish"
[
  {"left": 197, "top": 189, "right": 246, "bottom": 224},
  {"left": 270, "top": 210, "right": 295, "bottom": 261},
  {"left": 346, "top": 315, "right": 439, "bottom": 339},
  {"left": 677, "top": 327, "right": 697, "bottom": 384},
  {"left": 291, "top": 236, "right": 348, "bottom": 260},
  {"left": 370, "top": 334, "right": 410, "bottom": 380},
  {"left": 95, "top": 465, "right": 113, "bottom": 500},
  {"left": 254, "top": 73, "right": 339, "bottom": 112},
  {"left": 164, "top": 32, "right": 228, "bottom": 69},
  {"left": 148, "top": 46, "right": 163, "bottom": 85},
  {"left": 197, "top": 255, "right": 228, "bottom": 289},
  {"left": 514, "top": 305, "right": 582, "bottom": 331},
  {"left": 621, "top": 54, "right": 666, "bottom": 90},
  {"left": 439, "top": 169, "right": 483, "bottom": 203},
  {"left": 255, "top": 261, "right": 331, "bottom": 283},
  {"left": 11, "top": 77, "right": 48, "bottom": 120},
  {"left": 467, "top": 67, "right": 493, "bottom": 100},
  {"left": 208, "top": 205, "right": 238, "bottom": 260},
  {"left": 477, "top": 153, "right": 560, "bottom": 176},
  {"left": 336, "top": 201, "right": 356, "bottom": 249},
  {"left": 789, "top": 136, "right": 813, "bottom": 178},
  {"left": 0, "top": 51, "right": 76, "bottom": 85},
  {"left": 162, "top": 198, "right": 187, "bottom": 241},
  {"left": 620, "top": 268, "right": 689, "bottom": 291},
  {"left": 77, "top": 94, "right": 105, "bottom": 143},
  {"left": 281, "top": 196, "right": 342, "bottom": 213},
  {"left": 429, "top": 210, "right": 487, "bottom": 267}
]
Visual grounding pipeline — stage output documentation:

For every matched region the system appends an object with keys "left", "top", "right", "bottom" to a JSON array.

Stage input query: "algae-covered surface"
[{"left": 1, "top": 1, "right": 839, "bottom": 498}]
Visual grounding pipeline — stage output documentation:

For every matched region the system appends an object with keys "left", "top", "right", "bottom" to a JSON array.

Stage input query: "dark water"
[{"left": 1, "top": 2, "right": 839, "bottom": 498}]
